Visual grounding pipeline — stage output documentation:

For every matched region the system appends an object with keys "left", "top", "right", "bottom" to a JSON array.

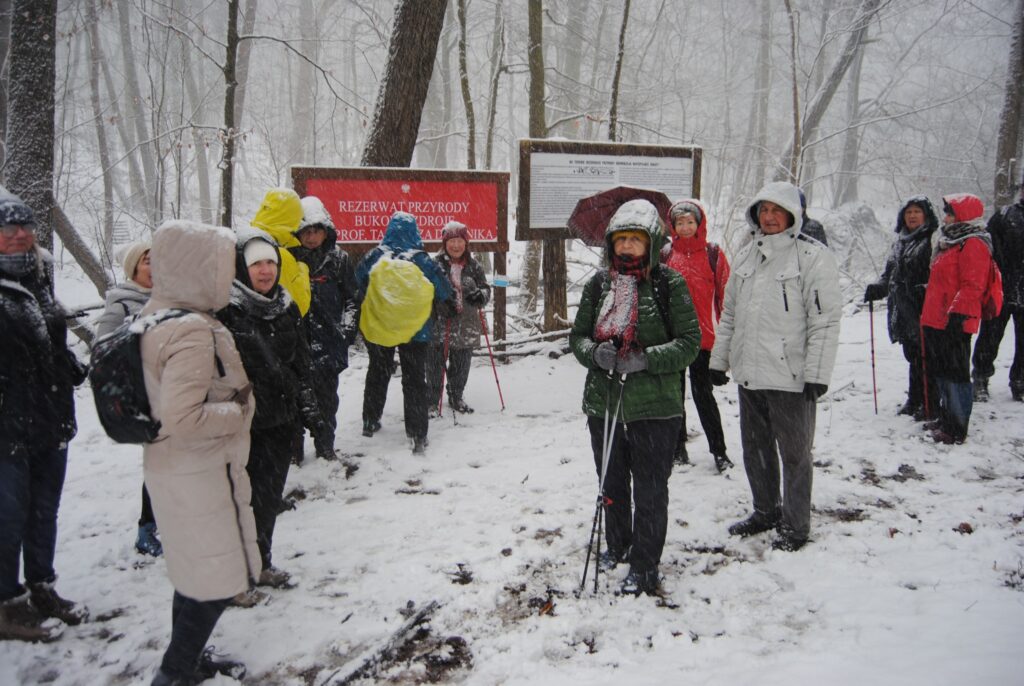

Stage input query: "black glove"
[
  {"left": 946, "top": 313, "right": 967, "bottom": 333},
  {"left": 709, "top": 369, "right": 730, "bottom": 386},
  {"left": 803, "top": 383, "right": 828, "bottom": 401},
  {"left": 436, "top": 298, "right": 458, "bottom": 318},
  {"left": 464, "top": 287, "right": 488, "bottom": 308},
  {"left": 615, "top": 350, "right": 648, "bottom": 374},
  {"left": 863, "top": 283, "right": 887, "bottom": 302},
  {"left": 233, "top": 383, "right": 253, "bottom": 406},
  {"left": 592, "top": 341, "right": 618, "bottom": 371},
  {"left": 299, "top": 388, "right": 323, "bottom": 432}
]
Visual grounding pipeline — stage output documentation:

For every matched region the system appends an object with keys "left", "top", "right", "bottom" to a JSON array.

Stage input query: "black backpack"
[{"left": 89, "top": 309, "right": 191, "bottom": 444}]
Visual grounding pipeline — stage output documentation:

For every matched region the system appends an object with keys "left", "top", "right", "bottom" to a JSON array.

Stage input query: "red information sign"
[{"left": 299, "top": 173, "right": 503, "bottom": 245}]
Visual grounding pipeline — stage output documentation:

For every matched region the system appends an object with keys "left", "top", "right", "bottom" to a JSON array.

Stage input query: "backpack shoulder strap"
[{"left": 707, "top": 243, "right": 720, "bottom": 274}]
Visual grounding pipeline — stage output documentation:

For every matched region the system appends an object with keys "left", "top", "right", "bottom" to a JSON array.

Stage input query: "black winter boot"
[
  {"left": 619, "top": 567, "right": 662, "bottom": 596},
  {"left": 27, "top": 580, "right": 88, "bottom": 626},
  {"left": 771, "top": 525, "right": 808, "bottom": 552},
  {"left": 362, "top": 419, "right": 381, "bottom": 437},
  {"left": 0, "top": 591, "right": 62, "bottom": 643},
  {"left": 973, "top": 376, "right": 989, "bottom": 402},
  {"left": 150, "top": 669, "right": 198, "bottom": 686},
  {"left": 196, "top": 645, "right": 247, "bottom": 680},
  {"left": 449, "top": 395, "right": 474, "bottom": 414},
  {"left": 412, "top": 436, "right": 428, "bottom": 455},
  {"left": 727, "top": 511, "right": 781, "bottom": 538}
]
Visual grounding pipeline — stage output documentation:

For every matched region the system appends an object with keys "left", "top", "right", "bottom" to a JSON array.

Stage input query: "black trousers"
[
  {"left": 310, "top": 369, "right": 341, "bottom": 456},
  {"left": 587, "top": 416, "right": 679, "bottom": 573},
  {"left": 679, "top": 349, "right": 727, "bottom": 458},
  {"left": 925, "top": 326, "right": 973, "bottom": 439},
  {"left": 159, "top": 591, "right": 229, "bottom": 679},
  {"left": 139, "top": 484, "right": 155, "bottom": 527},
  {"left": 363, "top": 341, "right": 429, "bottom": 440},
  {"left": 901, "top": 339, "right": 939, "bottom": 416},
  {"left": 247, "top": 424, "right": 299, "bottom": 570},
  {"left": 972, "top": 306, "right": 1024, "bottom": 393},
  {"left": 427, "top": 344, "right": 473, "bottom": 406}
]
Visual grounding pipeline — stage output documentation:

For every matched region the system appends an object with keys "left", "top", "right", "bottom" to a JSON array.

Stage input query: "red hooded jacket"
[
  {"left": 920, "top": 194, "right": 991, "bottom": 335},
  {"left": 663, "top": 199, "right": 730, "bottom": 351}
]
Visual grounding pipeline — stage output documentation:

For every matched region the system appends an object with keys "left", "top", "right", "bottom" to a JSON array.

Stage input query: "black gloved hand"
[
  {"left": 615, "top": 350, "right": 648, "bottom": 374},
  {"left": 803, "top": 382, "right": 828, "bottom": 401},
  {"left": 592, "top": 341, "right": 618, "bottom": 371},
  {"left": 946, "top": 313, "right": 968, "bottom": 333},
  {"left": 863, "top": 283, "right": 887, "bottom": 302},
  {"left": 436, "top": 298, "right": 458, "bottom": 318},
  {"left": 464, "top": 287, "right": 488, "bottom": 307},
  {"left": 709, "top": 369, "right": 730, "bottom": 386}
]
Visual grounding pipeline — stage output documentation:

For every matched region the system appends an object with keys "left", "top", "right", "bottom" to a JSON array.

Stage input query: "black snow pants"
[
  {"left": 588, "top": 416, "right": 679, "bottom": 573},
  {"left": 247, "top": 423, "right": 300, "bottom": 571},
  {"left": 363, "top": 341, "right": 429, "bottom": 441}
]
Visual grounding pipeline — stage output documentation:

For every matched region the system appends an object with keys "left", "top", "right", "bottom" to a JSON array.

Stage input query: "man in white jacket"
[{"left": 709, "top": 181, "right": 842, "bottom": 551}]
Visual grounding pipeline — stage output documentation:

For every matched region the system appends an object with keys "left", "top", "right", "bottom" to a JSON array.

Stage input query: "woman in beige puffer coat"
[{"left": 140, "top": 220, "right": 260, "bottom": 685}]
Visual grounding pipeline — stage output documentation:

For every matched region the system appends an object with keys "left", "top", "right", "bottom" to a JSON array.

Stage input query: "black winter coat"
[
  {"left": 431, "top": 252, "right": 491, "bottom": 348},
  {"left": 870, "top": 197, "right": 940, "bottom": 345},
  {"left": 289, "top": 228, "right": 359, "bottom": 372},
  {"left": 0, "top": 256, "right": 87, "bottom": 459},
  {"left": 217, "top": 284, "right": 319, "bottom": 431},
  {"left": 988, "top": 199, "right": 1024, "bottom": 310}
]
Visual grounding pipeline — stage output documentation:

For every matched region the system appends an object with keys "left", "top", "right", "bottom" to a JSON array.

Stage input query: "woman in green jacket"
[{"left": 570, "top": 199, "right": 700, "bottom": 596}]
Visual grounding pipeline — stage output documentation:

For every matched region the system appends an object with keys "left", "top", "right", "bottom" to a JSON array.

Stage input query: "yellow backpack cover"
[{"left": 359, "top": 256, "right": 435, "bottom": 346}]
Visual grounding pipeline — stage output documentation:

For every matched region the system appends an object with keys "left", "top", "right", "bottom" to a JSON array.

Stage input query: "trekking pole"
[
  {"left": 478, "top": 309, "right": 506, "bottom": 410},
  {"left": 868, "top": 301, "right": 879, "bottom": 414},
  {"left": 438, "top": 319, "right": 451, "bottom": 415},
  {"left": 580, "top": 373, "right": 625, "bottom": 594},
  {"left": 919, "top": 322, "right": 930, "bottom": 419}
]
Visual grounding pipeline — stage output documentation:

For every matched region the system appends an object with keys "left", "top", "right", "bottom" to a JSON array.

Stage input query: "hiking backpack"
[
  {"left": 89, "top": 309, "right": 190, "bottom": 444},
  {"left": 359, "top": 252, "right": 435, "bottom": 347}
]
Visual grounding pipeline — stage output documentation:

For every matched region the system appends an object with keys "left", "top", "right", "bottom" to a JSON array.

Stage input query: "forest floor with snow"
[{"left": 2, "top": 304, "right": 1023, "bottom": 685}]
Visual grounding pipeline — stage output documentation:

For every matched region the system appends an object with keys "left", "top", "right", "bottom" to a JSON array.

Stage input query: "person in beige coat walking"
[{"left": 140, "top": 220, "right": 260, "bottom": 686}]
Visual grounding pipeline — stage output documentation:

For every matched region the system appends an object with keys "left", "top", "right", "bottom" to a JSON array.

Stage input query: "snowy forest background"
[{"left": 1, "top": 0, "right": 1022, "bottom": 322}]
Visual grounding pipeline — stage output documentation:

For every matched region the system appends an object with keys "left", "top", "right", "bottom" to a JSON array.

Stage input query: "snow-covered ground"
[{"left": 2, "top": 304, "right": 1023, "bottom": 685}]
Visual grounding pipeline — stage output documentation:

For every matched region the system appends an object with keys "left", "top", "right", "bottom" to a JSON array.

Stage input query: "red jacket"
[
  {"left": 663, "top": 199, "right": 730, "bottom": 351},
  {"left": 920, "top": 234, "right": 990, "bottom": 334}
]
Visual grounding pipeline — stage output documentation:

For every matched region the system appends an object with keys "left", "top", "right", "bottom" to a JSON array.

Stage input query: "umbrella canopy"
[{"left": 567, "top": 186, "right": 673, "bottom": 247}]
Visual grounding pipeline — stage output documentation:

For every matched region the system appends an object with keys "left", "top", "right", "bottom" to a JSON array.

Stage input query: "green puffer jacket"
[{"left": 570, "top": 202, "right": 701, "bottom": 423}]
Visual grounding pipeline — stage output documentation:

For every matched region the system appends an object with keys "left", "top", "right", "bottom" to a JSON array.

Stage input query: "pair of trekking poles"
[
  {"left": 579, "top": 371, "right": 627, "bottom": 594},
  {"left": 436, "top": 310, "right": 506, "bottom": 417}
]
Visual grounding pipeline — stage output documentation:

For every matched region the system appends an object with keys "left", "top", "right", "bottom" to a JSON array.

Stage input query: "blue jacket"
[{"left": 355, "top": 212, "right": 453, "bottom": 343}]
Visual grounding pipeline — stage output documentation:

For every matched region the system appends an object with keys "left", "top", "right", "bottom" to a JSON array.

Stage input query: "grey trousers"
[{"left": 737, "top": 387, "right": 816, "bottom": 539}]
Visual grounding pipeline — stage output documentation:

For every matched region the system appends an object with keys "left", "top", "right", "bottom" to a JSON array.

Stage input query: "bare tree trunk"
[
  {"left": 774, "top": 0, "right": 882, "bottom": 183},
  {"left": 608, "top": 0, "right": 631, "bottom": 142},
  {"left": 836, "top": 41, "right": 866, "bottom": 206},
  {"left": 455, "top": 0, "right": 476, "bottom": 169},
  {"left": 519, "top": 0, "right": 545, "bottom": 318},
  {"left": 0, "top": 0, "right": 11, "bottom": 170},
  {"left": 994, "top": 0, "right": 1024, "bottom": 207},
  {"left": 116, "top": 0, "right": 159, "bottom": 226},
  {"left": 219, "top": 0, "right": 240, "bottom": 227},
  {"left": 234, "top": 0, "right": 257, "bottom": 128},
  {"left": 801, "top": 0, "right": 831, "bottom": 205},
  {"left": 182, "top": 46, "right": 214, "bottom": 224},
  {"left": 483, "top": 0, "right": 505, "bottom": 171},
  {"left": 288, "top": 0, "right": 316, "bottom": 166},
  {"left": 5, "top": 0, "right": 56, "bottom": 252},
  {"left": 782, "top": 0, "right": 801, "bottom": 183},
  {"left": 361, "top": 0, "right": 448, "bottom": 167},
  {"left": 85, "top": 0, "right": 115, "bottom": 258},
  {"left": 52, "top": 201, "right": 112, "bottom": 296}
]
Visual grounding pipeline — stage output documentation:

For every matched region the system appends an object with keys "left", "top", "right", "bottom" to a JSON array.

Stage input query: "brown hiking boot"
[
  {"left": 229, "top": 588, "right": 269, "bottom": 608},
  {"left": 27, "top": 580, "right": 88, "bottom": 626},
  {"left": 0, "top": 592, "right": 62, "bottom": 642}
]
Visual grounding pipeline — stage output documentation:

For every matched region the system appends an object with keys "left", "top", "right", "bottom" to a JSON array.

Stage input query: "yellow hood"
[{"left": 249, "top": 188, "right": 310, "bottom": 314}]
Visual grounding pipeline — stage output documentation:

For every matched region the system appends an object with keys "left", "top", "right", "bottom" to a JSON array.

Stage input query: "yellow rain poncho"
[{"left": 250, "top": 188, "right": 311, "bottom": 315}]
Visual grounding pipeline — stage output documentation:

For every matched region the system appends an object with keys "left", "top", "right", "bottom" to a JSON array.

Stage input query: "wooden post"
[{"left": 542, "top": 239, "right": 566, "bottom": 331}]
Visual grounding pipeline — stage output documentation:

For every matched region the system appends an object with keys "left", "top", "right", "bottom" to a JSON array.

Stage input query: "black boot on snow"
[
  {"left": 973, "top": 376, "right": 990, "bottom": 402},
  {"left": 771, "top": 525, "right": 808, "bottom": 552},
  {"left": 713, "top": 454, "right": 734, "bottom": 473},
  {"left": 135, "top": 522, "right": 163, "bottom": 557},
  {"left": 619, "top": 567, "right": 662, "bottom": 596},
  {"left": 598, "top": 547, "right": 629, "bottom": 572},
  {"left": 896, "top": 400, "right": 920, "bottom": 416},
  {"left": 673, "top": 442, "right": 689, "bottom": 466},
  {"left": 150, "top": 669, "right": 198, "bottom": 686},
  {"left": 412, "top": 436, "right": 429, "bottom": 455},
  {"left": 362, "top": 419, "right": 381, "bottom": 437},
  {"left": 196, "top": 645, "right": 247, "bottom": 681},
  {"left": 27, "top": 580, "right": 88, "bottom": 626},
  {"left": 449, "top": 396, "right": 474, "bottom": 414},
  {"left": 727, "top": 511, "right": 781, "bottom": 538}
]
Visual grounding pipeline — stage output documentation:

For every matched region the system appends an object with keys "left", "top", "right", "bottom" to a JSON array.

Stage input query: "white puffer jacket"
[{"left": 710, "top": 182, "right": 842, "bottom": 392}]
